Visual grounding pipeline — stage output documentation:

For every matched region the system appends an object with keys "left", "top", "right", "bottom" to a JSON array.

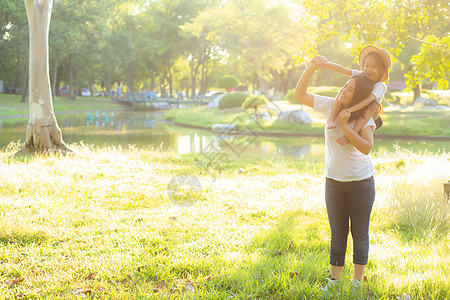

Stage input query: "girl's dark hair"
[
  {"left": 347, "top": 76, "right": 373, "bottom": 123},
  {"left": 364, "top": 52, "right": 386, "bottom": 80}
]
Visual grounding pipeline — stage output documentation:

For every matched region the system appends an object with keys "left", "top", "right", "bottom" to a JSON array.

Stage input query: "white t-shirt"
[
  {"left": 352, "top": 70, "right": 386, "bottom": 104},
  {"left": 314, "top": 95, "right": 375, "bottom": 182}
]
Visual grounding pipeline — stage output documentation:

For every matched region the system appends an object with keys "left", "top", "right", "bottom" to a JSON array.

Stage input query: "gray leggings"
[{"left": 325, "top": 176, "right": 375, "bottom": 266}]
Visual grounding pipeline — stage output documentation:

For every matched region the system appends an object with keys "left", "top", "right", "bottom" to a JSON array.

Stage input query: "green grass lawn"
[
  {"left": 0, "top": 94, "right": 125, "bottom": 117},
  {"left": 161, "top": 104, "right": 450, "bottom": 138},
  {"left": 377, "top": 107, "right": 450, "bottom": 136},
  {"left": 0, "top": 144, "right": 448, "bottom": 299}
]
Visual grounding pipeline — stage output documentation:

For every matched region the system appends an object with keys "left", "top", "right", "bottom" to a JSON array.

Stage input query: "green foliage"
[
  {"left": 241, "top": 94, "right": 268, "bottom": 110},
  {"left": 309, "top": 86, "right": 341, "bottom": 98},
  {"left": 284, "top": 90, "right": 297, "bottom": 104},
  {"left": 2, "top": 0, "right": 447, "bottom": 108},
  {"left": 218, "top": 92, "right": 248, "bottom": 109},
  {"left": 382, "top": 91, "right": 393, "bottom": 105},
  {"left": 0, "top": 1, "right": 28, "bottom": 93},
  {"left": 405, "top": 35, "right": 450, "bottom": 90},
  {"left": 298, "top": 0, "right": 449, "bottom": 93},
  {"left": 216, "top": 75, "right": 240, "bottom": 92}
]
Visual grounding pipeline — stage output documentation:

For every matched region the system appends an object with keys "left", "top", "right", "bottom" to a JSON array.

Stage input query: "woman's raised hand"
[{"left": 337, "top": 109, "right": 351, "bottom": 126}]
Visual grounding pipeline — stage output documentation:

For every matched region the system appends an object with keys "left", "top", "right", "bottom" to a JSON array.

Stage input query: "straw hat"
[{"left": 358, "top": 45, "right": 391, "bottom": 82}]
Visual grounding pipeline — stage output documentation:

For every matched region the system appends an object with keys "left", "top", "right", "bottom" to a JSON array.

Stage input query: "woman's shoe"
[
  {"left": 351, "top": 278, "right": 362, "bottom": 288},
  {"left": 322, "top": 278, "right": 338, "bottom": 292}
]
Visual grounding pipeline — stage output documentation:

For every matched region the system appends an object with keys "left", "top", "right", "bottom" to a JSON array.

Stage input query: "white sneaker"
[
  {"left": 323, "top": 278, "right": 338, "bottom": 292},
  {"left": 351, "top": 278, "right": 362, "bottom": 288}
]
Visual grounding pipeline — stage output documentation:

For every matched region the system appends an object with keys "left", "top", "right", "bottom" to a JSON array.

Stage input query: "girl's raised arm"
[{"left": 325, "top": 61, "right": 353, "bottom": 78}]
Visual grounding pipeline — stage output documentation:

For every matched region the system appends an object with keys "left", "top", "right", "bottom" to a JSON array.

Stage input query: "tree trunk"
[
  {"left": 51, "top": 58, "right": 57, "bottom": 98},
  {"left": 55, "top": 64, "right": 61, "bottom": 96},
  {"left": 16, "top": 54, "right": 28, "bottom": 95},
  {"left": 73, "top": 61, "right": 78, "bottom": 100},
  {"left": 200, "top": 48, "right": 211, "bottom": 95},
  {"left": 66, "top": 54, "right": 75, "bottom": 99},
  {"left": 200, "top": 59, "right": 206, "bottom": 96},
  {"left": 21, "top": 74, "right": 29, "bottom": 103},
  {"left": 272, "top": 70, "right": 278, "bottom": 98},
  {"left": 17, "top": 0, "right": 70, "bottom": 155},
  {"left": 413, "top": 84, "right": 421, "bottom": 101},
  {"left": 190, "top": 53, "right": 202, "bottom": 97},
  {"left": 162, "top": 62, "right": 167, "bottom": 96},
  {"left": 167, "top": 56, "right": 173, "bottom": 98},
  {"left": 106, "top": 66, "right": 112, "bottom": 97},
  {"left": 126, "top": 61, "right": 133, "bottom": 93},
  {"left": 190, "top": 62, "right": 197, "bottom": 97},
  {"left": 150, "top": 67, "right": 155, "bottom": 91},
  {"left": 14, "top": 52, "right": 21, "bottom": 94},
  {"left": 20, "top": 61, "right": 29, "bottom": 102}
]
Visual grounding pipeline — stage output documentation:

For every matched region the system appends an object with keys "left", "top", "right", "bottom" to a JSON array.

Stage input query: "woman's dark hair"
[
  {"left": 363, "top": 52, "right": 386, "bottom": 80},
  {"left": 347, "top": 76, "right": 373, "bottom": 123}
]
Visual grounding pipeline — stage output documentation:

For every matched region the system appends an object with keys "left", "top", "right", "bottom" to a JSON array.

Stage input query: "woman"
[{"left": 294, "top": 57, "right": 376, "bottom": 288}]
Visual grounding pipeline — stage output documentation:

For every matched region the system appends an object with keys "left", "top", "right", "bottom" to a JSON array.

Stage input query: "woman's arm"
[
  {"left": 294, "top": 63, "right": 318, "bottom": 108},
  {"left": 351, "top": 101, "right": 379, "bottom": 134},
  {"left": 338, "top": 110, "right": 374, "bottom": 155}
]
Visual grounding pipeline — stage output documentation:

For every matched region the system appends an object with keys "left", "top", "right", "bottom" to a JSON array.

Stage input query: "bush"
[
  {"left": 309, "top": 86, "right": 341, "bottom": 98},
  {"left": 219, "top": 92, "right": 249, "bottom": 109},
  {"left": 217, "top": 75, "right": 240, "bottom": 92},
  {"left": 242, "top": 95, "right": 269, "bottom": 111},
  {"left": 284, "top": 90, "right": 297, "bottom": 104}
]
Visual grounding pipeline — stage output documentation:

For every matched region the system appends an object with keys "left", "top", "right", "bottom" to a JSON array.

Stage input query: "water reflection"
[{"left": 0, "top": 111, "right": 447, "bottom": 158}]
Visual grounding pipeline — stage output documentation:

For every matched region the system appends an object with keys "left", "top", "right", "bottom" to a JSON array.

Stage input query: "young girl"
[{"left": 318, "top": 45, "right": 391, "bottom": 145}]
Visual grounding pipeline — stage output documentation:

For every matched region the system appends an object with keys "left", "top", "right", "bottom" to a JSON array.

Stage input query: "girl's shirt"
[
  {"left": 352, "top": 70, "right": 387, "bottom": 104},
  {"left": 314, "top": 94, "right": 375, "bottom": 182}
]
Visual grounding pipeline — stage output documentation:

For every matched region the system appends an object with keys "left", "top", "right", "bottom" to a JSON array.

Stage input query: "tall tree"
[
  {"left": 0, "top": 1, "right": 29, "bottom": 95},
  {"left": 204, "top": 0, "right": 305, "bottom": 95},
  {"left": 298, "top": 0, "right": 449, "bottom": 100},
  {"left": 18, "top": 0, "right": 69, "bottom": 154}
]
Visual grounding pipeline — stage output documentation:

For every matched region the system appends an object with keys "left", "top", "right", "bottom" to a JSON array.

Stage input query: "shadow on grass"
[
  {"left": 0, "top": 229, "right": 48, "bottom": 246},
  {"left": 203, "top": 210, "right": 330, "bottom": 299}
]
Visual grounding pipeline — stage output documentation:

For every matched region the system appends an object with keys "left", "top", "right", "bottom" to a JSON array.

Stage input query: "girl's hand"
[
  {"left": 337, "top": 109, "right": 351, "bottom": 126},
  {"left": 311, "top": 56, "right": 328, "bottom": 69}
]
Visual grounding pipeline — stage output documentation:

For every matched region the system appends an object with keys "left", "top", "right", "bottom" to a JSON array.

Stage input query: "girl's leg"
[
  {"left": 346, "top": 176, "right": 375, "bottom": 279},
  {"left": 325, "top": 178, "right": 349, "bottom": 279},
  {"left": 336, "top": 102, "right": 379, "bottom": 145},
  {"left": 327, "top": 100, "right": 343, "bottom": 129}
]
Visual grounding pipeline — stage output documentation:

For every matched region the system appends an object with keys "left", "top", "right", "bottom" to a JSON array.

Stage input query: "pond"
[{"left": 0, "top": 110, "right": 447, "bottom": 159}]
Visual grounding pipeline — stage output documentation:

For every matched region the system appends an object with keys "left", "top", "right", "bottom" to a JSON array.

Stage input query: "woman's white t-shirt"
[{"left": 314, "top": 95, "right": 376, "bottom": 182}]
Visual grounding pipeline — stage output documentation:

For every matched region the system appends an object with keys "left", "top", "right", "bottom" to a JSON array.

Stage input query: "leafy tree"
[
  {"left": 204, "top": 0, "right": 306, "bottom": 96},
  {"left": 179, "top": 1, "right": 221, "bottom": 97},
  {"left": 143, "top": 0, "right": 201, "bottom": 97},
  {"left": 242, "top": 94, "right": 268, "bottom": 115},
  {"left": 217, "top": 75, "right": 239, "bottom": 93},
  {"left": 298, "top": 0, "right": 449, "bottom": 100},
  {"left": 0, "top": 1, "right": 29, "bottom": 96}
]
